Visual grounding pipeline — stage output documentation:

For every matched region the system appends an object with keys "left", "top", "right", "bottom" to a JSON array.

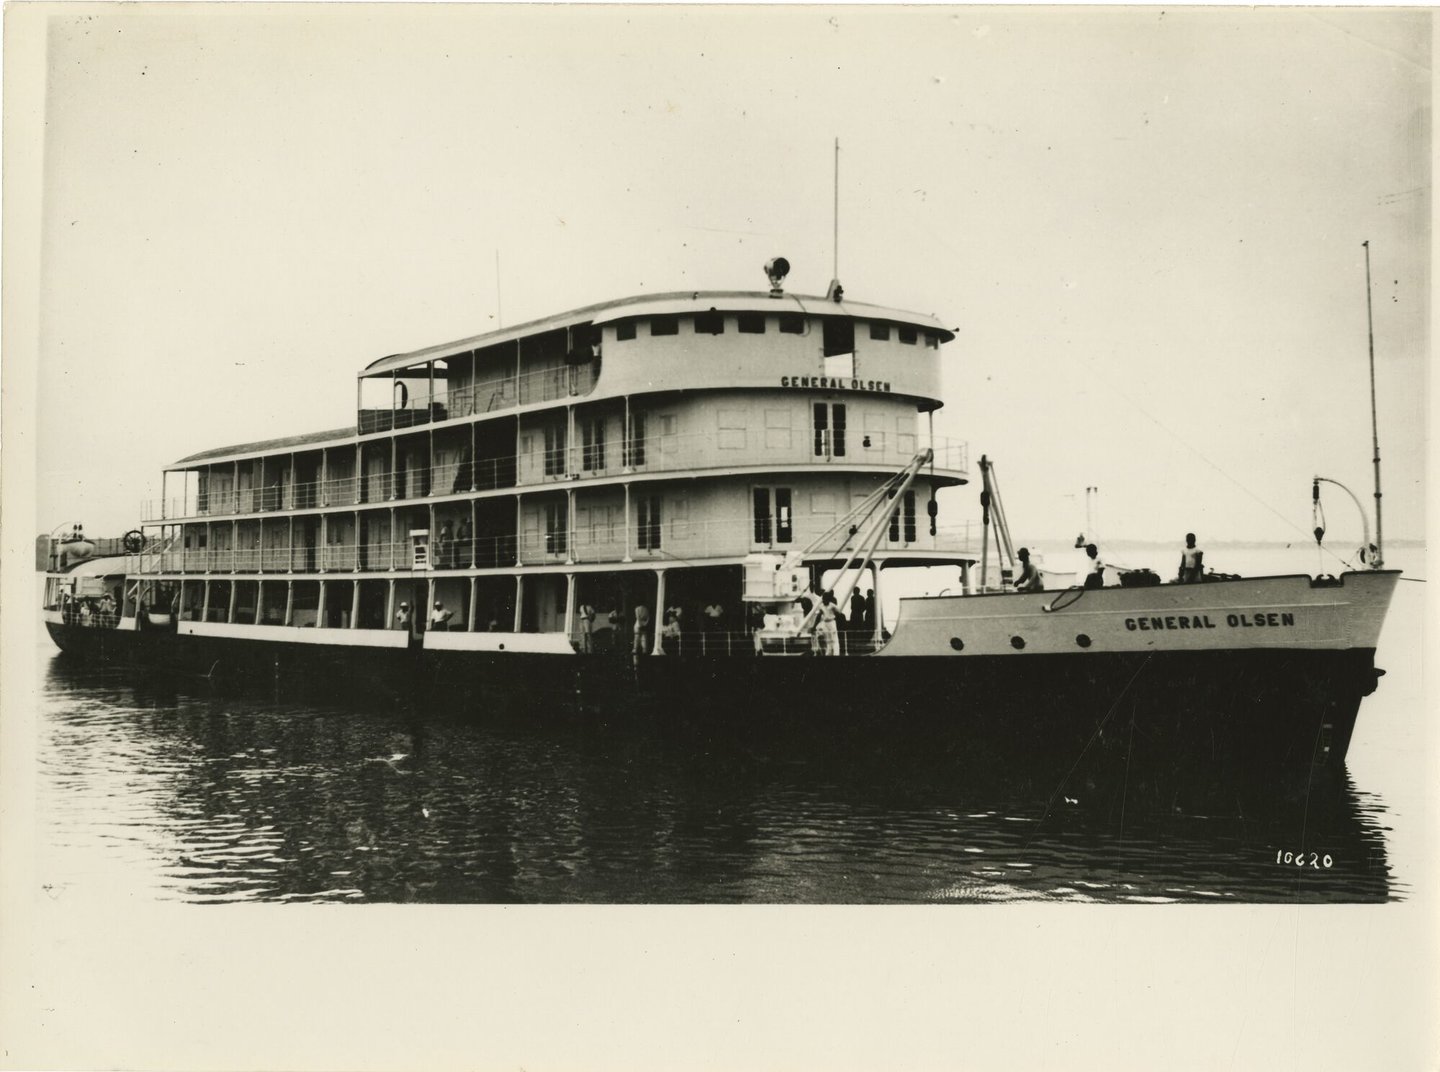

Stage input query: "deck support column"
[
  {"left": 468, "top": 576, "right": 479, "bottom": 632},
  {"left": 469, "top": 499, "right": 478, "bottom": 568},
  {"left": 285, "top": 580, "right": 295, "bottom": 626},
  {"left": 288, "top": 516, "right": 295, "bottom": 573},
  {"left": 317, "top": 580, "right": 328, "bottom": 628},
  {"left": 564, "top": 572, "right": 576, "bottom": 646},
  {"left": 351, "top": 581, "right": 361, "bottom": 630},
  {"left": 513, "top": 575, "right": 524, "bottom": 632},
  {"left": 389, "top": 508, "right": 397, "bottom": 570},
  {"left": 227, "top": 581, "right": 238, "bottom": 624},
  {"left": 386, "top": 579, "right": 396, "bottom": 628},
  {"left": 514, "top": 495, "right": 523, "bottom": 568},
  {"left": 651, "top": 569, "right": 666, "bottom": 655},
  {"left": 354, "top": 510, "right": 361, "bottom": 572},
  {"left": 565, "top": 488, "right": 575, "bottom": 566},
  {"left": 622, "top": 483, "right": 633, "bottom": 563},
  {"left": 429, "top": 502, "right": 437, "bottom": 568},
  {"left": 319, "top": 515, "right": 328, "bottom": 572},
  {"left": 567, "top": 404, "right": 576, "bottom": 477},
  {"left": 871, "top": 561, "right": 885, "bottom": 645},
  {"left": 201, "top": 580, "right": 211, "bottom": 624}
]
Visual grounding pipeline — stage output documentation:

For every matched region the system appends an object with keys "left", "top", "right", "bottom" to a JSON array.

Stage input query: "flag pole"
[{"left": 1363, "top": 240, "right": 1383, "bottom": 568}]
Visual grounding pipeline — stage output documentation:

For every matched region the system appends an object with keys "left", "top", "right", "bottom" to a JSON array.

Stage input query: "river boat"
[{"left": 40, "top": 259, "right": 1399, "bottom": 783}]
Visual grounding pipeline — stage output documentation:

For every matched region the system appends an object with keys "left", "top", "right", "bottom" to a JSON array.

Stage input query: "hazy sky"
[{"left": 16, "top": 5, "right": 1431, "bottom": 547}]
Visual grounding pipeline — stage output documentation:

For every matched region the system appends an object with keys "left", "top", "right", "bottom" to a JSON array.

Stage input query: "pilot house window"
[
  {"left": 822, "top": 318, "right": 855, "bottom": 357},
  {"left": 738, "top": 313, "right": 766, "bottom": 334},
  {"left": 651, "top": 316, "right": 679, "bottom": 336},
  {"left": 693, "top": 311, "right": 725, "bottom": 335}
]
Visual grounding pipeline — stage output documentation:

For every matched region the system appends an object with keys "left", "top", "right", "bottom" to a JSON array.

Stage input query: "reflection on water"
[{"left": 37, "top": 652, "right": 1399, "bottom": 904}]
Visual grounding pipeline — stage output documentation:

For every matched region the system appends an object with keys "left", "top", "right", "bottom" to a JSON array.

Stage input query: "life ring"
[{"left": 122, "top": 530, "right": 145, "bottom": 553}]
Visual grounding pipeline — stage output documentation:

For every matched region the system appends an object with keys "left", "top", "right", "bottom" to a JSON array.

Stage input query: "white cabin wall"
[{"left": 597, "top": 314, "right": 942, "bottom": 403}]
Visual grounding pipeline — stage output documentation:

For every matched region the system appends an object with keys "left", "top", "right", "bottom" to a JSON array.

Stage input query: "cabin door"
[
  {"left": 751, "top": 486, "right": 794, "bottom": 549},
  {"left": 812, "top": 402, "right": 847, "bottom": 459}
]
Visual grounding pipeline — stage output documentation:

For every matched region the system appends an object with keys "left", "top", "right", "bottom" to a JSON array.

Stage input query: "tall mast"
[
  {"left": 495, "top": 248, "right": 503, "bottom": 329},
  {"left": 1363, "top": 240, "right": 1383, "bottom": 568},
  {"left": 832, "top": 137, "right": 840, "bottom": 281}
]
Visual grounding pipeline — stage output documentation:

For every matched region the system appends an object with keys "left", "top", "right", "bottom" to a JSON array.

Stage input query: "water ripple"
[{"left": 36, "top": 650, "right": 1404, "bottom": 904}]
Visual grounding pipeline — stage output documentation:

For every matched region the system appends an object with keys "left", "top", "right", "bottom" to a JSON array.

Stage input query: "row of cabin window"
[
  {"left": 530, "top": 496, "right": 665, "bottom": 554},
  {"left": 182, "top": 485, "right": 920, "bottom": 559},
  {"left": 529, "top": 403, "right": 912, "bottom": 475},
  {"left": 612, "top": 314, "right": 937, "bottom": 347},
  {"left": 751, "top": 488, "right": 918, "bottom": 546},
  {"left": 535, "top": 487, "right": 919, "bottom": 555}
]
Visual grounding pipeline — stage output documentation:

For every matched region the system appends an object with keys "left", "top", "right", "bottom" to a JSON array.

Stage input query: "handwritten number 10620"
[{"left": 1276, "top": 850, "right": 1333, "bottom": 869}]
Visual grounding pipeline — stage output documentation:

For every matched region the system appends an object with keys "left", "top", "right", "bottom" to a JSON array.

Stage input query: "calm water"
[{"left": 34, "top": 547, "right": 1425, "bottom": 904}]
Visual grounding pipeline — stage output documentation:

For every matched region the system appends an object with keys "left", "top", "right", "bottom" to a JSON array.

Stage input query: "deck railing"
[
  {"left": 143, "top": 432, "right": 969, "bottom": 522},
  {"left": 133, "top": 519, "right": 980, "bottom": 575},
  {"left": 357, "top": 362, "right": 599, "bottom": 435}
]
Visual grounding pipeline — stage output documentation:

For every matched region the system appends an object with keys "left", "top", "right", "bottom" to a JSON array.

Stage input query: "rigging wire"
[{"left": 1081, "top": 357, "right": 1364, "bottom": 572}]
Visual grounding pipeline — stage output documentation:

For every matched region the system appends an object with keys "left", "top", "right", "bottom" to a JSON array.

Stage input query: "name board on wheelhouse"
[{"left": 779, "top": 376, "right": 892, "bottom": 392}]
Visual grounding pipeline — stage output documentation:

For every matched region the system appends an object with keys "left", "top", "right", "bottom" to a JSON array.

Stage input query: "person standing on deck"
[
  {"left": 396, "top": 602, "right": 413, "bottom": 632},
  {"left": 430, "top": 602, "right": 453, "bottom": 632},
  {"left": 1178, "top": 533, "right": 1205, "bottom": 584},
  {"left": 661, "top": 610, "right": 682, "bottom": 655},
  {"left": 456, "top": 516, "right": 474, "bottom": 569},
  {"left": 436, "top": 521, "right": 454, "bottom": 570},
  {"left": 632, "top": 604, "right": 652, "bottom": 660},
  {"left": 817, "top": 591, "right": 841, "bottom": 656},
  {"left": 1083, "top": 544, "right": 1106, "bottom": 590},
  {"left": 1014, "top": 547, "right": 1043, "bottom": 592},
  {"left": 850, "top": 589, "right": 871, "bottom": 636},
  {"left": 578, "top": 603, "right": 596, "bottom": 653}
]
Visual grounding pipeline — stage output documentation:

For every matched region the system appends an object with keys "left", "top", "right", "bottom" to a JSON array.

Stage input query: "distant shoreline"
[{"left": 1025, "top": 537, "right": 1425, "bottom": 552}]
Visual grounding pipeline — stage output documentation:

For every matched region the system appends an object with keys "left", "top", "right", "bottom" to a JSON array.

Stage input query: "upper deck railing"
[
  {"left": 128, "top": 518, "right": 982, "bottom": 575},
  {"left": 357, "top": 361, "right": 598, "bottom": 435}
]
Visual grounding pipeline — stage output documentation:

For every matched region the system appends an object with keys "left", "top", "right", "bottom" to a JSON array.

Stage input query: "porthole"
[
  {"left": 949, "top": 637, "right": 964, "bottom": 651},
  {"left": 1076, "top": 634, "right": 1092, "bottom": 648},
  {"left": 498, "top": 643, "right": 505, "bottom": 651},
  {"left": 1010, "top": 636, "right": 1025, "bottom": 650}
]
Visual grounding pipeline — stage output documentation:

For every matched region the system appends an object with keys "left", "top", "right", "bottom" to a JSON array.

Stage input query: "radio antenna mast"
[
  {"left": 833, "top": 137, "right": 840, "bottom": 281},
  {"left": 1363, "top": 240, "right": 1384, "bottom": 568}
]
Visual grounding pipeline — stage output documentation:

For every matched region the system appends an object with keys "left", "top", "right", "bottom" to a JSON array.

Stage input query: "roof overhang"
[{"left": 360, "top": 290, "right": 956, "bottom": 377}]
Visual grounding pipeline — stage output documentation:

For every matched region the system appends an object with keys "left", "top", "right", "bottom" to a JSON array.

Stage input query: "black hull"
[{"left": 45, "top": 621, "right": 1383, "bottom": 800}]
